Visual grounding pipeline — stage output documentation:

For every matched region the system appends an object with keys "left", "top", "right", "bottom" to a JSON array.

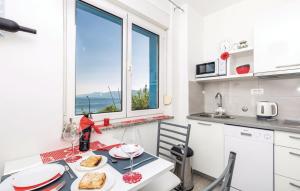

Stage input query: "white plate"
[
  {"left": 71, "top": 170, "right": 115, "bottom": 191},
  {"left": 0, "top": 176, "right": 14, "bottom": 191},
  {"left": 76, "top": 155, "right": 108, "bottom": 171},
  {"left": 108, "top": 145, "right": 144, "bottom": 159},
  {"left": 11, "top": 164, "right": 64, "bottom": 190}
]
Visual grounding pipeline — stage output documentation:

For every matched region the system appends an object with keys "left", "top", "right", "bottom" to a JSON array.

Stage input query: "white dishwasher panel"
[{"left": 225, "top": 125, "right": 274, "bottom": 191}]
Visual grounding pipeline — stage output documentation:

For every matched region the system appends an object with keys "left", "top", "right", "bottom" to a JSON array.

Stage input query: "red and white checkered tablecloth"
[{"left": 40, "top": 141, "right": 106, "bottom": 164}]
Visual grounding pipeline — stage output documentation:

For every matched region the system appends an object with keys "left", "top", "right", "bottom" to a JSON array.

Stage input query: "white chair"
[
  {"left": 141, "top": 121, "right": 191, "bottom": 191},
  {"left": 140, "top": 171, "right": 181, "bottom": 191}
]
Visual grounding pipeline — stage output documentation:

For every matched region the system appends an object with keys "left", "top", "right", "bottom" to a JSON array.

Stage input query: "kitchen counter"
[{"left": 187, "top": 114, "right": 300, "bottom": 134}]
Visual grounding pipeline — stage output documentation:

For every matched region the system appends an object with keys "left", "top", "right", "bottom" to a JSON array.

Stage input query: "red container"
[
  {"left": 236, "top": 64, "right": 250, "bottom": 74},
  {"left": 103, "top": 118, "right": 110, "bottom": 126}
]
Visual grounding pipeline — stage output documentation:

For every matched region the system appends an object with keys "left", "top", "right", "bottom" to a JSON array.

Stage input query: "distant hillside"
[{"left": 77, "top": 90, "right": 139, "bottom": 99}]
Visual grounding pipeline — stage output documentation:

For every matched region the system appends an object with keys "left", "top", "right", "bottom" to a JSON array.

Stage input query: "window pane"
[
  {"left": 75, "top": 1, "right": 123, "bottom": 115},
  {"left": 131, "top": 24, "right": 159, "bottom": 110}
]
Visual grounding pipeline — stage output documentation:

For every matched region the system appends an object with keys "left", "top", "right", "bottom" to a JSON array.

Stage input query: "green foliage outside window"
[
  {"left": 132, "top": 85, "right": 150, "bottom": 110},
  {"left": 98, "top": 105, "right": 119, "bottom": 113}
]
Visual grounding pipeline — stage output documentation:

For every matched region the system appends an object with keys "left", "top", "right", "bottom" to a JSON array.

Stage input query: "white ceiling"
[{"left": 174, "top": 0, "right": 245, "bottom": 16}]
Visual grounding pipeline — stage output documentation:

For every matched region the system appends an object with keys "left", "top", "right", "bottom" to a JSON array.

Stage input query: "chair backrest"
[
  {"left": 156, "top": 121, "right": 191, "bottom": 184},
  {"left": 202, "top": 152, "right": 237, "bottom": 191}
]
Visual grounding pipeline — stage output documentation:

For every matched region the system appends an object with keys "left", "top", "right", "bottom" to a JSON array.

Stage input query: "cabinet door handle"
[
  {"left": 290, "top": 182, "right": 300, "bottom": 189},
  {"left": 241, "top": 132, "right": 252, "bottom": 137},
  {"left": 289, "top": 136, "right": 300, "bottom": 140},
  {"left": 289, "top": 152, "right": 300, "bottom": 157},
  {"left": 276, "top": 64, "right": 300, "bottom": 69},
  {"left": 198, "top": 122, "right": 212, "bottom": 126}
]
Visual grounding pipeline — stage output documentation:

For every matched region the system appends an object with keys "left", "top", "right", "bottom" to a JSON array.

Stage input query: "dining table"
[{"left": 1, "top": 134, "right": 174, "bottom": 191}]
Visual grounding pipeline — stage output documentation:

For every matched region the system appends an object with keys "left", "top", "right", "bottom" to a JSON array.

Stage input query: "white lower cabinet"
[
  {"left": 275, "top": 131, "right": 300, "bottom": 191},
  {"left": 188, "top": 120, "right": 224, "bottom": 178},
  {"left": 275, "top": 175, "right": 300, "bottom": 191},
  {"left": 275, "top": 146, "right": 300, "bottom": 180}
]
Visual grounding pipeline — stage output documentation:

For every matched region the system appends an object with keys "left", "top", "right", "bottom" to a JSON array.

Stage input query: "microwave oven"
[{"left": 195, "top": 59, "right": 226, "bottom": 78}]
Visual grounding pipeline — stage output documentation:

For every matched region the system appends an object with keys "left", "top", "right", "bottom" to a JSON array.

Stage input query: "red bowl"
[{"left": 236, "top": 64, "right": 250, "bottom": 74}]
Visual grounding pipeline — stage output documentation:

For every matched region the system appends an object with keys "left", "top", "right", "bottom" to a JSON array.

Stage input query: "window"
[
  {"left": 67, "top": 0, "right": 166, "bottom": 120},
  {"left": 131, "top": 24, "right": 159, "bottom": 111},
  {"left": 75, "top": 1, "right": 123, "bottom": 115}
]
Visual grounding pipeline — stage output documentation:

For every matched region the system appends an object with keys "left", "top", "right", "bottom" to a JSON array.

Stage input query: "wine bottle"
[
  {"left": 79, "top": 126, "right": 91, "bottom": 151},
  {"left": 0, "top": 17, "right": 36, "bottom": 34}
]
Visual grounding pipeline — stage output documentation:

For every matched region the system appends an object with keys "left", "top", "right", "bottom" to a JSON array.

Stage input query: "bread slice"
[
  {"left": 79, "top": 172, "right": 106, "bottom": 189},
  {"left": 80, "top": 156, "right": 102, "bottom": 167}
]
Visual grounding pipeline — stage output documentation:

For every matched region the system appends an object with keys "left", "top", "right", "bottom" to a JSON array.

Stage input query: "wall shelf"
[
  {"left": 192, "top": 47, "right": 255, "bottom": 83},
  {"left": 194, "top": 73, "right": 254, "bottom": 82},
  {"left": 229, "top": 47, "right": 253, "bottom": 55}
]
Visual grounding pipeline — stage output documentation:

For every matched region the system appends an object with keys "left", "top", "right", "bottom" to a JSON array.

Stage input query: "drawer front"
[
  {"left": 275, "top": 131, "right": 300, "bottom": 149},
  {"left": 275, "top": 175, "right": 300, "bottom": 191},
  {"left": 275, "top": 146, "right": 300, "bottom": 180}
]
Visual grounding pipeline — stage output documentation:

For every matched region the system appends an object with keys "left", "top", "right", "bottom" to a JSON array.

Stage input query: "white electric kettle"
[{"left": 256, "top": 101, "right": 278, "bottom": 119}]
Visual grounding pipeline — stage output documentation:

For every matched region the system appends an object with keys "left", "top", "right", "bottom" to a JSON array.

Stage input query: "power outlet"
[{"left": 250, "top": 88, "right": 264, "bottom": 95}]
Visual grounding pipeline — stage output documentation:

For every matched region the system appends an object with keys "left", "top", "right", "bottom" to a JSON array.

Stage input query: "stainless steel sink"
[{"left": 191, "top": 113, "right": 234, "bottom": 119}]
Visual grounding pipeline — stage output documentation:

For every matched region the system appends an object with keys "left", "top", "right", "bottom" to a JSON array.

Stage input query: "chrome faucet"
[{"left": 215, "top": 92, "right": 223, "bottom": 108}]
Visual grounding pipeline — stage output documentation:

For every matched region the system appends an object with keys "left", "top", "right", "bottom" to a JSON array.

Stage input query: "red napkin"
[
  {"left": 79, "top": 116, "right": 101, "bottom": 134},
  {"left": 98, "top": 143, "right": 122, "bottom": 151}
]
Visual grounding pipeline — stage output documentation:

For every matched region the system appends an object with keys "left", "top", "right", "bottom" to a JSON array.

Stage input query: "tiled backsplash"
[{"left": 190, "top": 78, "right": 300, "bottom": 120}]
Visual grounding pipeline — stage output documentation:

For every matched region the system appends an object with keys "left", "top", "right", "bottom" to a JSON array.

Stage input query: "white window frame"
[
  {"left": 126, "top": 14, "right": 166, "bottom": 117},
  {"left": 65, "top": 0, "right": 166, "bottom": 122}
]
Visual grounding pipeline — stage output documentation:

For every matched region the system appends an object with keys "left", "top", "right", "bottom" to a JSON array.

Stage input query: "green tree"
[
  {"left": 99, "top": 104, "right": 119, "bottom": 113},
  {"left": 132, "top": 85, "right": 150, "bottom": 110}
]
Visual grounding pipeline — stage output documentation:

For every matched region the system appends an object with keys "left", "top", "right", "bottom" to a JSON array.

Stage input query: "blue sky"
[{"left": 76, "top": 4, "right": 150, "bottom": 95}]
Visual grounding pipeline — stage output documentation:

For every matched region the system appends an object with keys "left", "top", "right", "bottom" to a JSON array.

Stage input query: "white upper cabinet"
[{"left": 254, "top": 1, "right": 300, "bottom": 75}]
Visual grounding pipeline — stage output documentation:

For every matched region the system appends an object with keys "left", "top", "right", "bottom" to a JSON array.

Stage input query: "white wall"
[
  {"left": 202, "top": 0, "right": 287, "bottom": 61},
  {"left": 0, "top": 0, "right": 65, "bottom": 174},
  {"left": 171, "top": 4, "right": 203, "bottom": 124}
]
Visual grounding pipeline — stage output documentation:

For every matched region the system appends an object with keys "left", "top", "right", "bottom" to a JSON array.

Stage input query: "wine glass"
[
  {"left": 62, "top": 119, "right": 82, "bottom": 163},
  {"left": 121, "top": 144, "right": 142, "bottom": 184}
]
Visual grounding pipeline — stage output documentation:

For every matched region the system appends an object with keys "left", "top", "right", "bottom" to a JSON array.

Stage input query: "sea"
[{"left": 75, "top": 97, "right": 121, "bottom": 115}]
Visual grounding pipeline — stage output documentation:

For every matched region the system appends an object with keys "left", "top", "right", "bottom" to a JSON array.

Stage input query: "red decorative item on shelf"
[
  {"left": 103, "top": 118, "right": 110, "bottom": 126},
  {"left": 220, "top": 51, "right": 230, "bottom": 60},
  {"left": 236, "top": 64, "right": 250, "bottom": 74}
]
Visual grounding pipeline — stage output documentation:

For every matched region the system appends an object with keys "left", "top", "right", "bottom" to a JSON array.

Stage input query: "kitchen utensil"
[
  {"left": 256, "top": 101, "right": 278, "bottom": 119},
  {"left": 236, "top": 64, "right": 250, "bottom": 74},
  {"left": 64, "top": 165, "right": 74, "bottom": 179},
  {"left": 123, "top": 157, "right": 154, "bottom": 170},
  {"left": 110, "top": 158, "right": 118, "bottom": 163}
]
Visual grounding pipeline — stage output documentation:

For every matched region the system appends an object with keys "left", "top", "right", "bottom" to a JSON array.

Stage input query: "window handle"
[{"left": 128, "top": 65, "right": 133, "bottom": 72}]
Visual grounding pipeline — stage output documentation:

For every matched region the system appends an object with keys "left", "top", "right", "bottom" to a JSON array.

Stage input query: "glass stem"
[
  {"left": 130, "top": 155, "right": 133, "bottom": 173},
  {"left": 71, "top": 142, "right": 74, "bottom": 157}
]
